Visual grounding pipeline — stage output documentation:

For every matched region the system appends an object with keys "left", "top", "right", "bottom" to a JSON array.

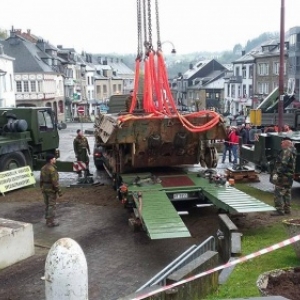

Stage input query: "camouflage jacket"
[
  {"left": 73, "top": 136, "right": 90, "bottom": 156},
  {"left": 40, "top": 163, "right": 61, "bottom": 193},
  {"left": 274, "top": 145, "right": 297, "bottom": 177}
]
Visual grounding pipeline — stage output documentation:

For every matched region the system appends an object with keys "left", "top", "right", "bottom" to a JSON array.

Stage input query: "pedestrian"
[
  {"left": 271, "top": 137, "right": 297, "bottom": 216},
  {"left": 125, "top": 90, "right": 140, "bottom": 112},
  {"left": 73, "top": 129, "right": 92, "bottom": 177},
  {"left": 283, "top": 124, "right": 292, "bottom": 133},
  {"left": 40, "top": 153, "right": 62, "bottom": 227},
  {"left": 221, "top": 125, "right": 232, "bottom": 163},
  {"left": 228, "top": 126, "right": 240, "bottom": 164}
]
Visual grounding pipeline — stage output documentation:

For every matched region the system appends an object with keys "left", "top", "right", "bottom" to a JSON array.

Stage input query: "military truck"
[
  {"left": 254, "top": 85, "right": 298, "bottom": 130},
  {"left": 0, "top": 107, "right": 65, "bottom": 172},
  {"left": 240, "top": 131, "right": 300, "bottom": 182}
]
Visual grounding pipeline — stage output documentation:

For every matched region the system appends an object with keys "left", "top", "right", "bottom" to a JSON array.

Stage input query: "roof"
[
  {"left": 109, "top": 61, "right": 134, "bottom": 75},
  {"left": 1, "top": 36, "right": 54, "bottom": 73}
]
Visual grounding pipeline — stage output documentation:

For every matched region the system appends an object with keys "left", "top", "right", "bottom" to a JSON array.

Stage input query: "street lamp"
[{"left": 161, "top": 41, "right": 176, "bottom": 54}]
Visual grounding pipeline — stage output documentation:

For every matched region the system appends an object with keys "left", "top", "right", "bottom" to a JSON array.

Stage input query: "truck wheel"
[{"left": 0, "top": 152, "right": 27, "bottom": 171}]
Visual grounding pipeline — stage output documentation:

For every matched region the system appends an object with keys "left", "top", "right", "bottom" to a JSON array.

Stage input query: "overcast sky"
[{"left": 1, "top": 0, "right": 299, "bottom": 55}]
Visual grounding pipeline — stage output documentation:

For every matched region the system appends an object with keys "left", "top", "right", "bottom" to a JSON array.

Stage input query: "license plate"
[{"left": 173, "top": 193, "right": 188, "bottom": 200}]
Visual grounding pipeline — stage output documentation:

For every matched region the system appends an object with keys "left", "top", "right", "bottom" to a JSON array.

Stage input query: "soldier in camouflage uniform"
[
  {"left": 40, "top": 153, "right": 62, "bottom": 227},
  {"left": 271, "top": 137, "right": 296, "bottom": 216},
  {"left": 73, "top": 129, "right": 92, "bottom": 176}
]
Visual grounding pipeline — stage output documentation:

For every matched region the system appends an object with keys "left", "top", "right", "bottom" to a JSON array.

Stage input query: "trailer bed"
[{"left": 121, "top": 170, "right": 275, "bottom": 239}]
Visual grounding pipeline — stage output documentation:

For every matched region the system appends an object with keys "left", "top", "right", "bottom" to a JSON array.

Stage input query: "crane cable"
[{"left": 123, "top": 0, "right": 221, "bottom": 133}]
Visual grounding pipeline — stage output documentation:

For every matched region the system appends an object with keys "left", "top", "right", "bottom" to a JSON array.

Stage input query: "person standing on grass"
[{"left": 271, "top": 138, "right": 296, "bottom": 216}]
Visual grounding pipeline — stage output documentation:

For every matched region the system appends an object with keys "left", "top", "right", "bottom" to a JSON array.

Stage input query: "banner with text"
[{"left": 0, "top": 166, "right": 36, "bottom": 195}]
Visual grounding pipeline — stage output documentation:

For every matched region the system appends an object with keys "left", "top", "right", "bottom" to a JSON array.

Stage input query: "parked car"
[{"left": 93, "top": 145, "right": 104, "bottom": 170}]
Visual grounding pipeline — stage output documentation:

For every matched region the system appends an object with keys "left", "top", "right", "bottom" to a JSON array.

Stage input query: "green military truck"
[{"left": 0, "top": 107, "right": 70, "bottom": 172}]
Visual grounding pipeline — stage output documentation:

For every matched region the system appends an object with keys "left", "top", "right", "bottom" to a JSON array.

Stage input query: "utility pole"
[{"left": 278, "top": 0, "right": 285, "bottom": 133}]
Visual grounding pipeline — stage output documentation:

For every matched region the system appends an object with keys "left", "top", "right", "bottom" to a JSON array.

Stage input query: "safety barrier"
[{"left": 136, "top": 236, "right": 215, "bottom": 291}]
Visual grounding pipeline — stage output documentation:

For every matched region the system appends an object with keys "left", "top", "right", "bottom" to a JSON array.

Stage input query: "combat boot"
[
  {"left": 86, "top": 169, "right": 93, "bottom": 176},
  {"left": 270, "top": 210, "right": 285, "bottom": 216},
  {"left": 46, "top": 218, "right": 59, "bottom": 227}
]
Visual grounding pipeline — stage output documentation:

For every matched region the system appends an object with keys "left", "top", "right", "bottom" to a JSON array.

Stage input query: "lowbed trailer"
[{"left": 119, "top": 168, "right": 275, "bottom": 240}]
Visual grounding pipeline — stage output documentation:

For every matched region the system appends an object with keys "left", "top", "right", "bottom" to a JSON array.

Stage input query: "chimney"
[
  {"left": 242, "top": 50, "right": 246, "bottom": 56},
  {"left": 178, "top": 72, "right": 182, "bottom": 77},
  {"left": 57, "top": 45, "right": 63, "bottom": 49},
  {"left": 0, "top": 45, "right": 4, "bottom": 55},
  {"left": 189, "top": 63, "right": 193, "bottom": 70},
  {"left": 27, "top": 29, "right": 31, "bottom": 35}
]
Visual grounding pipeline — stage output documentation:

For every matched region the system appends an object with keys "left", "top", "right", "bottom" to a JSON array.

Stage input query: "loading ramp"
[{"left": 121, "top": 170, "right": 275, "bottom": 240}]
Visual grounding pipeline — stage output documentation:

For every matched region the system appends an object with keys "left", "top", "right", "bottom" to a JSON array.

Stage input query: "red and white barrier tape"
[
  {"left": 73, "top": 161, "right": 86, "bottom": 172},
  {"left": 132, "top": 234, "right": 300, "bottom": 300}
]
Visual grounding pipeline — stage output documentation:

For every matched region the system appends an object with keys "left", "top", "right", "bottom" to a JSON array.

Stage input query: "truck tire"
[{"left": 0, "top": 152, "right": 27, "bottom": 171}]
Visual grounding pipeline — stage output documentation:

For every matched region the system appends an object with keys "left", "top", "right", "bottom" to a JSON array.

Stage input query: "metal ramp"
[
  {"left": 133, "top": 189, "right": 191, "bottom": 239},
  {"left": 189, "top": 174, "right": 276, "bottom": 214}
]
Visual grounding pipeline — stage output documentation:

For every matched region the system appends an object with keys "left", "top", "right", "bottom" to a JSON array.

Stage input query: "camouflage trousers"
[
  {"left": 42, "top": 191, "right": 57, "bottom": 220},
  {"left": 274, "top": 185, "right": 291, "bottom": 213}
]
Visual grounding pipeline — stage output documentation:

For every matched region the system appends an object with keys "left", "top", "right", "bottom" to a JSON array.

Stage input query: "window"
[
  {"left": 97, "top": 86, "right": 101, "bottom": 94},
  {"left": 38, "top": 109, "right": 54, "bottom": 131},
  {"left": 258, "top": 82, "right": 269, "bottom": 94},
  {"left": 249, "top": 65, "right": 253, "bottom": 79},
  {"left": 118, "top": 84, "right": 122, "bottom": 93},
  {"left": 113, "top": 84, "right": 117, "bottom": 93},
  {"left": 273, "top": 62, "right": 280, "bottom": 75},
  {"left": 30, "top": 81, "right": 36, "bottom": 92},
  {"left": 103, "top": 85, "right": 107, "bottom": 94},
  {"left": 10, "top": 74, "right": 13, "bottom": 91},
  {"left": 206, "top": 92, "right": 210, "bottom": 98},
  {"left": 242, "top": 67, "right": 246, "bottom": 79},
  {"left": 23, "top": 81, "right": 29, "bottom": 92},
  {"left": 258, "top": 63, "right": 269, "bottom": 75},
  {"left": 37, "top": 81, "right": 43, "bottom": 92},
  {"left": 16, "top": 81, "right": 22, "bottom": 92}
]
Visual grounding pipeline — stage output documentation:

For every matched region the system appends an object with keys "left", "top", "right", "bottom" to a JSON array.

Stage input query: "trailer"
[{"left": 117, "top": 168, "right": 275, "bottom": 239}]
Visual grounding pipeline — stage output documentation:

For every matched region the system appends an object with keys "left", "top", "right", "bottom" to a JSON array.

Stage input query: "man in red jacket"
[{"left": 229, "top": 126, "right": 239, "bottom": 164}]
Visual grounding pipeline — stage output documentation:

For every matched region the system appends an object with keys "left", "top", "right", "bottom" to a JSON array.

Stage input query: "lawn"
[{"left": 206, "top": 183, "right": 300, "bottom": 299}]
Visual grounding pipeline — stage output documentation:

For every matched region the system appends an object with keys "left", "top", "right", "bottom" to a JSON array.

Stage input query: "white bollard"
[{"left": 45, "top": 238, "right": 88, "bottom": 300}]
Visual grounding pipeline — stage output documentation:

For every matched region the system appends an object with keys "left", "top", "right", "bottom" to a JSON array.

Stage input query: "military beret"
[
  {"left": 46, "top": 153, "right": 55, "bottom": 162},
  {"left": 282, "top": 136, "right": 292, "bottom": 141}
]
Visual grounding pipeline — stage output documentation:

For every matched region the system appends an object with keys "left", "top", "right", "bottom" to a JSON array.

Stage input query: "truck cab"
[{"left": 0, "top": 107, "right": 59, "bottom": 171}]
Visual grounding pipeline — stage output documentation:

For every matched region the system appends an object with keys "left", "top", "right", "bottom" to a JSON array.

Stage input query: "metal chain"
[
  {"left": 155, "top": 0, "right": 161, "bottom": 50},
  {"left": 147, "top": 0, "right": 153, "bottom": 51},
  {"left": 142, "top": 0, "right": 149, "bottom": 52},
  {"left": 136, "top": 0, "right": 143, "bottom": 58}
]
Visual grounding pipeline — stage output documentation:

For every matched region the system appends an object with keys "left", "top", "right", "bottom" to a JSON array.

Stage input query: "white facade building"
[{"left": 0, "top": 44, "right": 16, "bottom": 107}]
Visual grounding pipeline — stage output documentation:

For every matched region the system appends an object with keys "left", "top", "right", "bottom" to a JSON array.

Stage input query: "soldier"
[
  {"left": 271, "top": 137, "right": 297, "bottom": 216},
  {"left": 73, "top": 129, "right": 92, "bottom": 176},
  {"left": 40, "top": 153, "right": 62, "bottom": 227}
]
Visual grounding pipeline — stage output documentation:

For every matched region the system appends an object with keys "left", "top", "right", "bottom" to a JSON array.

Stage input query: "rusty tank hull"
[{"left": 94, "top": 110, "right": 226, "bottom": 174}]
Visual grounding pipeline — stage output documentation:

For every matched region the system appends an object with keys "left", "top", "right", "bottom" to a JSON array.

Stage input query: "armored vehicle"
[
  {"left": 94, "top": 95, "right": 227, "bottom": 175},
  {"left": 0, "top": 107, "right": 62, "bottom": 171}
]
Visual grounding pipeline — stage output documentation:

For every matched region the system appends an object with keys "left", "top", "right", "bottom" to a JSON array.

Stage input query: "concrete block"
[
  {"left": 0, "top": 218, "right": 34, "bottom": 270},
  {"left": 231, "top": 232, "right": 242, "bottom": 256},
  {"left": 218, "top": 257, "right": 237, "bottom": 285}
]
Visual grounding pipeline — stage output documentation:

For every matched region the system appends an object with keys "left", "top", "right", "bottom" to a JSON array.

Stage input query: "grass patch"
[
  {"left": 206, "top": 222, "right": 299, "bottom": 299},
  {"left": 205, "top": 183, "right": 300, "bottom": 299}
]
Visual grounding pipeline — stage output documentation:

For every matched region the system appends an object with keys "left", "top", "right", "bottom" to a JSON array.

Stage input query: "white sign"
[{"left": 0, "top": 166, "right": 36, "bottom": 196}]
